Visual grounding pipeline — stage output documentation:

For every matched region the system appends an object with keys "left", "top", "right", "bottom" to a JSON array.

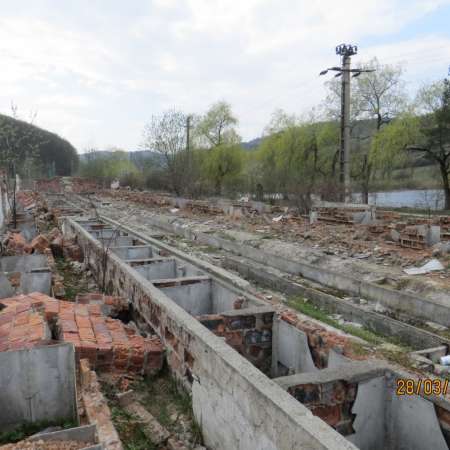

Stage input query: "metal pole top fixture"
[{"left": 336, "top": 44, "right": 358, "bottom": 57}]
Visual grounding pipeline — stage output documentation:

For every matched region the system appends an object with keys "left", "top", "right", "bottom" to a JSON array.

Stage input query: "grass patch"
[
  {"left": 135, "top": 373, "right": 202, "bottom": 445},
  {"left": 55, "top": 258, "right": 89, "bottom": 301},
  {"left": 111, "top": 407, "right": 157, "bottom": 450},
  {"left": 287, "top": 297, "right": 383, "bottom": 345},
  {"left": 100, "top": 371, "right": 203, "bottom": 448}
]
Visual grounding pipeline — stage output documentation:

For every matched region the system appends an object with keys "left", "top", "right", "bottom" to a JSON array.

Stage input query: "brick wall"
[
  {"left": 0, "top": 292, "right": 164, "bottom": 375},
  {"left": 196, "top": 307, "right": 274, "bottom": 375},
  {"left": 287, "top": 381, "right": 358, "bottom": 436}
]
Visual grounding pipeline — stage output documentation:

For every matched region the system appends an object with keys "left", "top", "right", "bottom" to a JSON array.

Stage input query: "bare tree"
[
  {"left": 323, "top": 58, "right": 407, "bottom": 203},
  {"left": 141, "top": 110, "right": 188, "bottom": 195},
  {"left": 0, "top": 104, "right": 43, "bottom": 228}
]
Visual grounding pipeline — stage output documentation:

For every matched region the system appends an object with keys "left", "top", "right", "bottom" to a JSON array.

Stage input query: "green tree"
[
  {"left": 79, "top": 150, "right": 139, "bottom": 187},
  {"left": 196, "top": 101, "right": 240, "bottom": 148},
  {"left": 323, "top": 58, "right": 407, "bottom": 202},
  {"left": 256, "top": 112, "right": 339, "bottom": 209},
  {"left": 411, "top": 79, "right": 450, "bottom": 209},
  {"left": 202, "top": 144, "right": 243, "bottom": 195},
  {"left": 370, "top": 77, "right": 450, "bottom": 209}
]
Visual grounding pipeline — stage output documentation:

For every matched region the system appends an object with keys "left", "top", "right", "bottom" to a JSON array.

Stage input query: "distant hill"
[
  {"left": 241, "top": 137, "right": 262, "bottom": 150},
  {"left": 0, "top": 113, "right": 78, "bottom": 176},
  {"left": 80, "top": 149, "right": 164, "bottom": 166}
]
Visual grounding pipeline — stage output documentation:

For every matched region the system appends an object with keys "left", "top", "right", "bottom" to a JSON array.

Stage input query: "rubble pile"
[
  {"left": 0, "top": 292, "right": 164, "bottom": 375},
  {"left": 35, "top": 177, "right": 99, "bottom": 195}
]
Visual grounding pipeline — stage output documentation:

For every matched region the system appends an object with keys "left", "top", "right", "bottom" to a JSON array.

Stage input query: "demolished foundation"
[{"left": 64, "top": 214, "right": 450, "bottom": 450}]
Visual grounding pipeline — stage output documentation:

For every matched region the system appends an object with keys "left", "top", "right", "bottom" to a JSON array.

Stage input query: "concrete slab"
[{"left": 0, "top": 343, "right": 77, "bottom": 431}]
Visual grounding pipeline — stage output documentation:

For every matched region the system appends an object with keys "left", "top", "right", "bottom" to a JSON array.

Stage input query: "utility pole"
[
  {"left": 320, "top": 44, "right": 374, "bottom": 202},
  {"left": 185, "top": 115, "right": 192, "bottom": 194},
  {"left": 339, "top": 45, "right": 354, "bottom": 202}
]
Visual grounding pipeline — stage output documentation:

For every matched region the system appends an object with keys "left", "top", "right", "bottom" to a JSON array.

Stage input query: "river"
[{"left": 353, "top": 189, "right": 446, "bottom": 210}]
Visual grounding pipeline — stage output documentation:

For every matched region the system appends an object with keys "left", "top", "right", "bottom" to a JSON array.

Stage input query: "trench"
[{"left": 63, "top": 210, "right": 450, "bottom": 450}]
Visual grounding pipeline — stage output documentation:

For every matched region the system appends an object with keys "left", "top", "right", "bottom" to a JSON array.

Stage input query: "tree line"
[{"left": 79, "top": 59, "right": 450, "bottom": 210}]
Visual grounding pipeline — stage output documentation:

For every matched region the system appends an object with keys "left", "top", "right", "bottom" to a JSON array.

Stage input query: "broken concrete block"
[
  {"left": 390, "top": 229, "right": 400, "bottom": 242},
  {"left": 116, "top": 390, "right": 134, "bottom": 407},
  {"left": 125, "top": 402, "right": 170, "bottom": 445}
]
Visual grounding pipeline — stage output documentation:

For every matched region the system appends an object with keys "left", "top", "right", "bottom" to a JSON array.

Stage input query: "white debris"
[
  {"left": 272, "top": 215, "right": 284, "bottom": 222},
  {"left": 170, "top": 208, "right": 179, "bottom": 214},
  {"left": 111, "top": 179, "right": 120, "bottom": 189},
  {"left": 425, "top": 321, "right": 448, "bottom": 332},
  {"left": 403, "top": 258, "right": 444, "bottom": 275}
]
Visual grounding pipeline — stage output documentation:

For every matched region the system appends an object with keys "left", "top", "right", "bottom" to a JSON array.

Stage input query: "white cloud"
[{"left": 0, "top": 0, "right": 449, "bottom": 149}]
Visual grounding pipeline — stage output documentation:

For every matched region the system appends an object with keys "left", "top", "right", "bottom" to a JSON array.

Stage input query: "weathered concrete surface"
[
  {"left": 0, "top": 343, "right": 77, "bottom": 430},
  {"left": 276, "top": 318, "right": 318, "bottom": 374},
  {"left": 66, "top": 217, "right": 357, "bottom": 450},
  {"left": 388, "top": 392, "right": 448, "bottom": 450},
  {"left": 130, "top": 213, "right": 450, "bottom": 327},
  {"left": 276, "top": 362, "right": 450, "bottom": 450},
  {"left": 347, "top": 377, "right": 386, "bottom": 450},
  {"left": 222, "top": 255, "right": 450, "bottom": 350},
  {"left": 29, "top": 424, "right": 97, "bottom": 445},
  {"left": 0, "top": 255, "right": 52, "bottom": 298}
]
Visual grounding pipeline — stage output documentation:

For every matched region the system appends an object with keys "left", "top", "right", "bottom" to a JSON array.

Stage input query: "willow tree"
[
  {"left": 323, "top": 58, "right": 407, "bottom": 202},
  {"left": 370, "top": 80, "right": 450, "bottom": 210},
  {"left": 257, "top": 111, "right": 339, "bottom": 210}
]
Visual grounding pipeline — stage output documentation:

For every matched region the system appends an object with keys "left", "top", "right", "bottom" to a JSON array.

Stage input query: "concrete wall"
[
  {"left": 276, "top": 319, "right": 318, "bottom": 374},
  {"left": 223, "top": 256, "right": 450, "bottom": 350},
  {"left": 134, "top": 259, "right": 177, "bottom": 280},
  {"left": 138, "top": 214, "right": 450, "bottom": 327},
  {"left": 275, "top": 362, "right": 450, "bottom": 450},
  {"left": 111, "top": 245, "right": 154, "bottom": 260},
  {"left": 0, "top": 255, "right": 52, "bottom": 298},
  {"left": 0, "top": 343, "right": 77, "bottom": 431},
  {"left": 65, "top": 218, "right": 356, "bottom": 450},
  {"left": 159, "top": 280, "right": 212, "bottom": 316}
]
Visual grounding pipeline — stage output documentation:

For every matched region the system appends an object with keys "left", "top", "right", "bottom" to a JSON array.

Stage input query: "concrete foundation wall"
[
  {"left": 0, "top": 343, "right": 77, "bottom": 431},
  {"left": 160, "top": 280, "right": 212, "bottom": 316},
  {"left": 65, "top": 218, "right": 356, "bottom": 450},
  {"left": 134, "top": 259, "right": 177, "bottom": 280},
  {"left": 141, "top": 215, "right": 450, "bottom": 327},
  {"left": 276, "top": 319, "right": 318, "bottom": 374},
  {"left": 212, "top": 282, "right": 242, "bottom": 313},
  {"left": 111, "top": 245, "right": 154, "bottom": 260},
  {"left": 276, "top": 362, "right": 450, "bottom": 450}
]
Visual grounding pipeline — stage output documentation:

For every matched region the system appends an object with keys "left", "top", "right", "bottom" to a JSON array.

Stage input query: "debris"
[
  {"left": 170, "top": 208, "right": 180, "bottom": 213},
  {"left": 425, "top": 321, "right": 448, "bottom": 332},
  {"left": 272, "top": 215, "right": 284, "bottom": 222},
  {"left": 403, "top": 259, "right": 445, "bottom": 275},
  {"left": 434, "top": 364, "right": 450, "bottom": 376},
  {"left": 124, "top": 402, "right": 170, "bottom": 445},
  {"left": 30, "top": 235, "right": 50, "bottom": 254}
]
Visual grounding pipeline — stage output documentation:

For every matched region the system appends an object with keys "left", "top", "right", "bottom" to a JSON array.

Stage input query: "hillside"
[{"left": 0, "top": 113, "right": 79, "bottom": 176}]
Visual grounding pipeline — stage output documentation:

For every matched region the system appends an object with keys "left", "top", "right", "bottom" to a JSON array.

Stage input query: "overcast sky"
[{"left": 1, "top": 0, "right": 450, "bottom": 152}]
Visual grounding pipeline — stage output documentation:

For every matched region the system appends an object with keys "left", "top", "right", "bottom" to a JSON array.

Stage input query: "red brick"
[{"left": 311, "top": 404, "right": 341, "bottom": 427}]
